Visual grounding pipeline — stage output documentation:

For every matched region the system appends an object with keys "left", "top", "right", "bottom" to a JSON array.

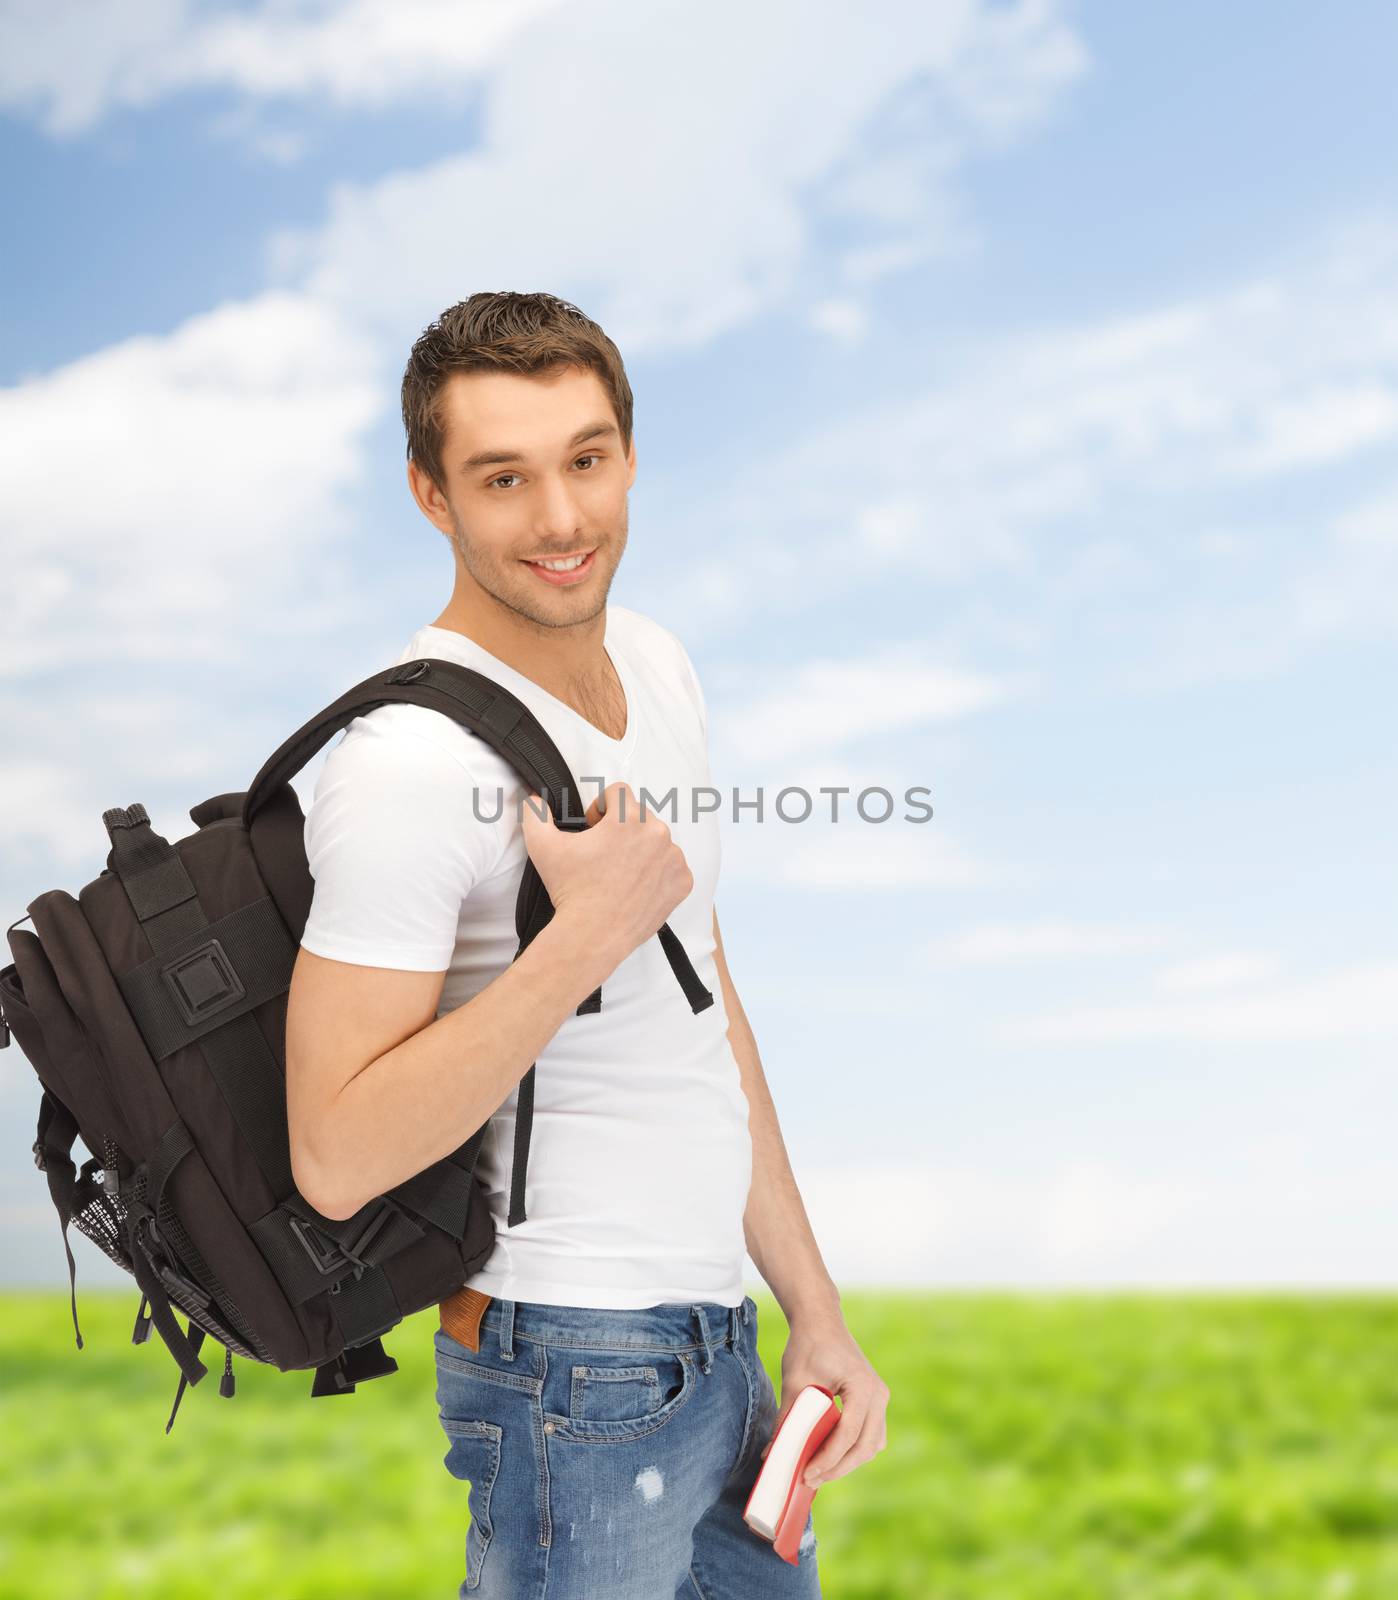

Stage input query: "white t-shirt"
[{"left": 299, "top": 604, "right": 752, "bottom": 1309}]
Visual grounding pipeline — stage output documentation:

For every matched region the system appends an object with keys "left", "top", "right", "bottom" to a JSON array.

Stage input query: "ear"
[{"left": 407, "top": 457, "right": 456, "bottom": 538}]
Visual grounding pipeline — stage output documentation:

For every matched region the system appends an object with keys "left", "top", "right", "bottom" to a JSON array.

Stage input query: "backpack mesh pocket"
[{"left": 69, "top": 1159, "right": 135, "bottom": 1274}]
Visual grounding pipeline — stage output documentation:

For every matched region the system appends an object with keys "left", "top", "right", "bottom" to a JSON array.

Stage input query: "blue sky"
[{"left": 2, "top": 0, "right": 1396, "bottom": 1291}]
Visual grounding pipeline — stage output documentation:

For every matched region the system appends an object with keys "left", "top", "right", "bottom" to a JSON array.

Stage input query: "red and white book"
[{"left": 742, "top": 1383, "right": 841, "bottom": 1565}]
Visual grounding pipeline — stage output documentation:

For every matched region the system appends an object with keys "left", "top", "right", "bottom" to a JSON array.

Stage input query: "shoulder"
[
  {"left": 608, "top": 604, "right": 707, "bottom": 730},
  {"left": 608, "top": 604, "right": 697, "bottom": 676},
  {"left": 303, "top": 701, "right": 517, "bottom": 887},
  {"left": 325, "top": 701, "right": 518, "bottom": 786}
]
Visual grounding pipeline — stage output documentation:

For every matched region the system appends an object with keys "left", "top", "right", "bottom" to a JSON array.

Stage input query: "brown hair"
[{"left": 400, "top": 291, "right": 635, "bottom": 495}]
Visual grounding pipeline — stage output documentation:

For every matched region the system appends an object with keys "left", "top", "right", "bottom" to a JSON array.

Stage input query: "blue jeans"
[{"left": 432, "top": 1294, "right": 823, "bottom": 1598}]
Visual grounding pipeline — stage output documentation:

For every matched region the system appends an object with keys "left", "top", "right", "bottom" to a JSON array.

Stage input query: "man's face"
[{"left": 421, "top": 363, "right": 635, "bottom": 631}]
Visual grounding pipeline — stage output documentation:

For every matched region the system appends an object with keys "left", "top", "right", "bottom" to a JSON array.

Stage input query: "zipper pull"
[
  {"left": 102, "top": 1135, "right": 120, "bottom": 1197},
  {"left": 219, "top": 1347, "right": 236, "bottom": 1398},
  {"left": 131, "top": 1295, "right": 152, "bottom": 1344}
]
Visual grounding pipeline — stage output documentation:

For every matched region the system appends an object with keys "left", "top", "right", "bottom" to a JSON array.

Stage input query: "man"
[{"left": 286, "top": 291, "right": 887, "bottom": 1598}]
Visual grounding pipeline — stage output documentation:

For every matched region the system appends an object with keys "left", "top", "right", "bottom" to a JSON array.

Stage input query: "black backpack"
[{"left": 0, "top": 655, "right": 713, "bottom": 1432}]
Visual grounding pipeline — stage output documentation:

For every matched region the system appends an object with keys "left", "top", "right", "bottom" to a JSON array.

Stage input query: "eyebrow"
[{"left": 459, "top": 420, "right": 619, "bottom": 473}]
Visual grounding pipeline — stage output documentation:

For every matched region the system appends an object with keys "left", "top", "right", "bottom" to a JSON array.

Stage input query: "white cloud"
[
  {"left": 719, "top": 819, "right": 1005, "bottom": 891},
  {"left": 788, "top": 1148, "right": 1398, "bottom": 1286},
  {"left": 0, "top": 288, "right": 388, "bottom": 871},
  {"left": 1334, "top": 485, "right": 1398, "bottom": 548},
  {"left": 719, "top": 651, "right": 1017, "bottom": 764},
  {"left": 1153, "top": 952, "right": 1281, "bottom": 993},
  {"left": 993, "top": 960, "right": 1398, "bottom": 1044},
  {"left": 808, "top": 298, "right": 871, "bottom": 347},
  {"left": 0, "top": 0, "right": 568, "bottom": 136},
  {"left": 0, "top": 692, "right": 244, "bottom": 866},
  {"left": 265, "top": 0, "right": 1086, "bottom": 341},
  {"left": 1227, "top": 380, "right": 1398, "bottom": 478},
  {"left": 0, "top": 0, "right": 1084, "bottom": 910},
  {"left": 653, "top": 213, "right": 1398, "bottom": 679},
  {"left": 0, "top": 289, "right": 382, "bottom": 674},
  {"left": 925, "top": 920, "right": 1171, "bottom": 962},
  {"left": 785, "top": 1159, "right": 1205, "bottom": 1285},
  {"left": 0, "top": 758, "right": 108, "bottom": 872}
]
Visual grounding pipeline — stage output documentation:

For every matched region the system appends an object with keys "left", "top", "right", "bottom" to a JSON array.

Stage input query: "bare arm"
[
  {"left": 288, "top": 914, "right": 613, "bottom": 1219},
  {"left": 715, "top": 907, "right": 890, "bottom": 1488},
  {"left": 712, "top": 906, "right": 841, "bottom": 1324},
  {"left": 288, "top": 781, "right": 692, "bottom": 1221}
]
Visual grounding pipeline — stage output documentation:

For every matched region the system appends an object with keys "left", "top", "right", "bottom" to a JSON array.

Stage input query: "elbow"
[
  {"left": 290, "top": 1137, "right": 359, "bottom": 1223},
  {"left": 309, "top": 1189, "right": 362, "bottom": 1224}
]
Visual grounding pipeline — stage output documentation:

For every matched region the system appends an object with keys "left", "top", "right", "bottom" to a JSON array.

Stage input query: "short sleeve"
[
  {"left": 672, "top": 636, "right": 709, "bottom": 742},
  {"left": 668, "top": 633, "right": 718, "bottom": 801},
  {"left": 300, "top": 723, "right": 506, "bottom": 971}
]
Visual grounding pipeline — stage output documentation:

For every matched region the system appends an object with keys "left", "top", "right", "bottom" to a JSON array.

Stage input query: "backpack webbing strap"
[
  {"left": 33, "top": 1089, "right": 84, "bottom": 1349},
  {"left": 116, "top": 896, "right": 297, "bottom": 1060},
  {"left": 311, "top": 1335, "right": 400, "bottom": 1397},
  {"left": 145, "top": 1116, "right": 195, "bottom": 1212},
  {"left": 657, "top": 923, "right": 715, "bottom": 1013},
  {"left": 165, "top": 1321, "right": 206, "bottom": 1434},
  {"left": 508, "top": 1064, "right": 535, "bottom": 1228},
  {"left": 495, "top": 811, "right": 718, "bottom": 1226},
  {"left": 120, "top": 1118, "right": 211, "bottom": 1395},
  {"left": 325, "top": 1263, "right": 403, "bottom": 1352},
  {"left": 124, "top": 1223, "right": 209, "bottom": 1393},
  {"left": 251, "top": 1144, "right": 482, "bottom": 1306},
  {"left": 390, "top": 1132, "right": 485, "bottom": 1229},
  {"left": 104, "top": 806, "right": 296, "bottom": 1202},
  {"left": 251, "top": 1194, "right": 422, "bottom": 1307}
]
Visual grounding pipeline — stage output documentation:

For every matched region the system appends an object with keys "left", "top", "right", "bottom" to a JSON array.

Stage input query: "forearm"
[
  {"left": 742, "top": 1062, "right": 842, "bottom": 1323},
  {"left": 717, "top": 949, "right": 841, "bottom": 1323},
  {"left": 312, "top": 916, "right": 611, "bottom": 1218}
]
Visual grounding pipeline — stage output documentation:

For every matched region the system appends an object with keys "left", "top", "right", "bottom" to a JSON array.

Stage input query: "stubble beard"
[{"left": 449, "top": 506, "right": 627, "bottom": 633}]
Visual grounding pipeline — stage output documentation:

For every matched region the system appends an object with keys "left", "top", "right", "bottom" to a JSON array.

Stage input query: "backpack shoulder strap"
[
  {"left": 245, "top": 657, "right": 713, "bottom": 1228},
  {"left": 243, "top": 658, "right": 714, "bottom": 1017},
  {"left": 243, "top": 657, "right": 592, "bottom": 833}
]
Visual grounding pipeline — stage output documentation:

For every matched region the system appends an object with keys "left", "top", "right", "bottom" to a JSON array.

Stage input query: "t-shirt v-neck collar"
[{"left": 415, "top": 616, "right": 640, "bottom": 764}]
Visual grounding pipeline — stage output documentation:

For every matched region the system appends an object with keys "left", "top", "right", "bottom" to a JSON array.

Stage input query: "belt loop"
[
  {"left": 728, "top": 1302, "right": 740, "bottom": 1345},
  {"left": 690, "top": 1305, "right": 715, "bottom": 1374},
  {"left": 499, "top": 1298, "right": 516, "bottom": 1362},
  {"left": 742, "top": 1296, "right": 751, "bottom": 1325}
]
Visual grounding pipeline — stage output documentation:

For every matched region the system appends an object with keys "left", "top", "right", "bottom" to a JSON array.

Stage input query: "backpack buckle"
[
  {"left": 288, "top": 1197, "right": 398, "bottom": 1280},
  {"left": 288, "top": 1214, "right": 351, "bottom": 1277},
  {"left": 132, "top": 1212, "right": 214, "bottom": 1313},
  {"left": 159, "top": 938, "right": 246, "bottom": 1028},
  {"left": 388, "top": 660, "right": 431, "bottom": 685}
]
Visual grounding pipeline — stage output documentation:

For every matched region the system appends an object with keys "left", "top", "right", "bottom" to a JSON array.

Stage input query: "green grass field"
[{"left": 4, "top": 1289, "right": 1398, "bottom": 1598}]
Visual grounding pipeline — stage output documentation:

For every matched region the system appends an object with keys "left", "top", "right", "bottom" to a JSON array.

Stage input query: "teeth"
[{"left": 530, "top": 553, "right": 588, "bottom": 572}]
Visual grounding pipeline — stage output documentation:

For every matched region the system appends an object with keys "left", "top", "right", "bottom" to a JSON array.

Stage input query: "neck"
[{"left": 428, "top": 588, "right": 610, "bottom": 703}]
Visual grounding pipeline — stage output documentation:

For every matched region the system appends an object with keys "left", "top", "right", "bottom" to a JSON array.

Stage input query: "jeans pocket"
[
  {"left": 438, "top": 1418, "right": 502, "bottom": 1591},
  {"left": 548, "top": 1345, "right": 696, "bottom": 1442},
  {"left": 571, "top": 1361, "right": 665, "bottom": 1424}
]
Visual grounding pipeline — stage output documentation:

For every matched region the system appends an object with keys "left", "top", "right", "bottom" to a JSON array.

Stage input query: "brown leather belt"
[{"left": 439, "top": 1285, "right": 493, "bottom": 1352}]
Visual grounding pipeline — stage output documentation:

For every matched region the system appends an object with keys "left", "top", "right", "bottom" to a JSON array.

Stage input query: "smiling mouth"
[{"left": 520, "top": 547, "right": 598, "bottom": 585}]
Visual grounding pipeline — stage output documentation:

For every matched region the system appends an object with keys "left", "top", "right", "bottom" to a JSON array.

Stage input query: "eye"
[{"left": 487, "top": 455, "right": 602, "bottom": 490}]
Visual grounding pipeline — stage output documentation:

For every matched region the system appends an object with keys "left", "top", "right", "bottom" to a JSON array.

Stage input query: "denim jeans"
[{"left": 432, "top": 1294, "right": 823, "bottom": 1598}]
